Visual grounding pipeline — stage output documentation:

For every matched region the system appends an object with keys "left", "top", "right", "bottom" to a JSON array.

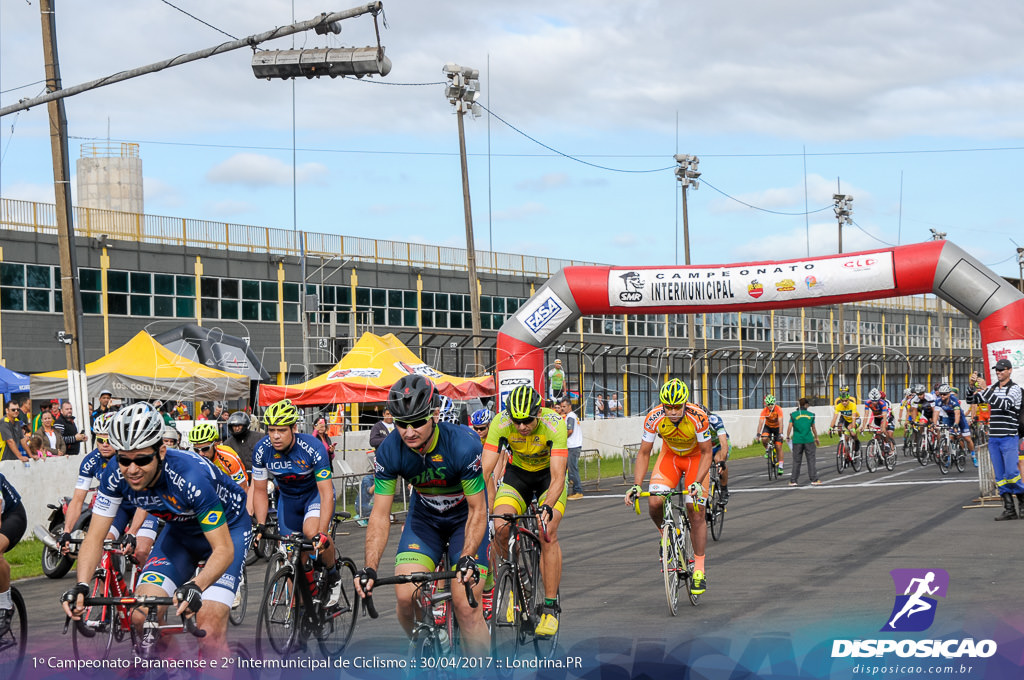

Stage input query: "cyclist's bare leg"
[
  {"left": 775, "top": 437, "right": 784, "bottom": 465},
  {"left": 491, "top": 502, "right": 517, "bottom": 562},
  {"left": 393, "top": 562, "right": 425, "bottom": 639},
  {"left": 539, "top": 509, "right": 563, "bottom": 601},
  {"left": 686, "top": 500, "right": 707, "bottom": 559},
  {"left": 130, "top": 582, "right": 174, "bottom": 655},
  {"left": 646, "top": 494, "right": 665, "bottom": 532},
  {"left": 962, "top": 433, "right": 975, "bottom": 453},
  {"left": 194, "top": 601, "right": 230, "bottom": 663},
  {"left": 0, "top": 535, "right": 10, "bottom": 593},
  {"left": 302, "top": 515, "right": 336, "bottom": 570},
  {"left": 453, "top": 573, "right": 489, "bottom": 656}
]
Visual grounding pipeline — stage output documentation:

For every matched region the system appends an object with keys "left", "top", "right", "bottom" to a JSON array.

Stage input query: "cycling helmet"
[
  {"left": 93, "top": 411, "right": 117, "bottom": 437},
  {"left": 659, "top": 379, "right": 689, "bottom": 406},
  {"left": 764, "top": 394, "right": 776, "bottom": 407},
  {"left": 108, "top": 402, "right": 164, "bottom": 451},
  {"left": 903, "top": 388, "right": 913, "bottom": 398},
  {"left": 188, "top": 422, "right": 220, "bottom": 446},
  {"left": 914, "top": 384, "right": 926, "bottom": 394},
  {"left": 161, "top": 427, "right": 181, "bottom": 444},
  {"left": 937, "top": 384, "right": 952, "bottom": 395},
  {"left": 839, "top": 385, "right": 850, "bottom": 395},
  {"left": 263, "top": 399, "right": 300, "bottom": 427},
  {"left": 868, "top": 388, "right": 881, "bottom": 400},
  {"left": 437, "top": 396, "right": 460, "bottom": 424},
  {"left": 387, "top": 375, "right": 438, "bottom": 421},
  {"left": 226, "top": 411, "right": 250, "bottom": 435},
  {"left": 506, "top": 385, "right": 542, "bottom": 421},
  {"left": 469, "top": 408, "right": 494, "bottom": 427}
]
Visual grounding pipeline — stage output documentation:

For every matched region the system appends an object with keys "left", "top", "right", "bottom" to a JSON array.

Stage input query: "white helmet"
[
  {"left": 109, "top": 402, "right": 164, "bottom": 451},
  {"left": 868, "top": 388, "right": 881, "bottom": 400},
  {"left": 437, "top": 396, "right": 460, "bottom": 424},
  {"left": 93, "top": 411, "right": 117, "bottom": 436}
]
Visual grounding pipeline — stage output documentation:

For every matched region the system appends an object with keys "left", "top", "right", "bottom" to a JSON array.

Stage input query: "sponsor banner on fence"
[{"left": 608, "top": 252, "right": 896, "bottom": 308}]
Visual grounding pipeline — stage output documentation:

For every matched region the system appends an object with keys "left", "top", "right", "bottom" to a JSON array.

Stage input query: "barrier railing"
[
  {"left": 621, "top": 443, "right": 641, "bottom": 482},
  {"left": 578, "top": 448, "right": 604, "bottom": 491}
]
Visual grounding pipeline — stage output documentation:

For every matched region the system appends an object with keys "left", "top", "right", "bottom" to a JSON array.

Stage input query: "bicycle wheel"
[
  {"left": 316, "top": 555, "right": 359, "bottom": 657},
  {"left": 953, "top": 442, "right": 967, "bottom": 473},
  {"left": 901, "top": 430, "right": 911, "bottom": 458},
  {"left": 257, "top": 567, "right": 302, "bottom": 658},
  {"left": 850, "top": 441, "right": 863, "bottom": 472},
  {"left": 767, "top": 448, "right": 777, "bottom": 480},
  {"left": 527, "top": 535, "right": 559, "bottom": 659},
  {"left": 936, "top": 440, "right": 951, "bottom": 475},
  {"left": 708, "top": 487, "right": 725, "bottom": 542},
  {"left": 883, "top": 442, "right": 897, "bottom": 471},
  {"left": 229, "top": 564, "right": 248, "bottom": 626},
  {"left": 263, "top": 550, "right": 288, "bottom": 591},
  {"left": 0, "top": 587, "right": 27, "bottom": 679},
  {"left": 864, "top": 440, "right": 878, "bottom": 472},
  {"left": 836, "top": 440, "right": 846, "bottom": 474},
  {"left": 661, "top": 524, "right": 679, "bottom": 616},
  {"left": 72, "top": 574, "right": 115, "bottom": 665},
  {"left": 680, "top": 519, "right": 699, "bottom": 607},
  {"left": 490, "top": 564, "right": 521, "bottom": 667},
  {"left": 916, "top": 432, "right": 930, "bottom": 466}
]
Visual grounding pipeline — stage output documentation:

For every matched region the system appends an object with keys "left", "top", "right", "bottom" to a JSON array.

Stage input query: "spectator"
[
  {"left": 595, "top": 393, "right": 606, "bottom": 419},
  {"left": 155, "top": 401, "right": 176, "bottom": 428},
  {"left": 548, "top": 359, "right": 567, "bottom": 402},
  {"left": 15, "top": 397, "right": 31, "bottom": 436},
  {"left": 90, "top": 389, "right": 118, "bottom": 430},
  {"left": 48, "top": 400, "right": 61, "bottom": 421},
  {"left": 971, "top": 359, "right": 1023, "bottom": 520},
  {"left": 198, "top": 402, "right": 212, "bottom": 421},
  {"left": 786, "top": 397, "right": 821, "bottom": 486},
  {"left": 313, "top": 417, "right": 336, "bottom": 463},
  {"left": 361, "top": 409, "right": 395, "bottom": 526},
  {"left": 0, "top": 401, "right": 29, "bottom": 464},
  {"left": 224, "top": 411, "right": 261, "bottom": 470},
  {"left": 217, "top": 405, "right": 231, "bottom": 440},
  {"left": 559, "top": 397, "right": 584, "bottom": 499},
  {"left": 33, "top": 410, "right": 65, "bottom": 457},
  {"left": 54, "top": 401, "right": 87, "bottom": 456},
  {"left": 608, "top": 392, "right": 623, "bottom": 417}
]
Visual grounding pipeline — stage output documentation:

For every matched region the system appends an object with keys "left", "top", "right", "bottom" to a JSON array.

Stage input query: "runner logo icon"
[{"left": 881, "top": 568, "right": 948, "bottom": 632}]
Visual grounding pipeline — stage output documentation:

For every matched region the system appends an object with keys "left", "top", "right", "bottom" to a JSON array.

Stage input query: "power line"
[
  {"left": 699, "top": 177, "right": 832, "bottom": 216},
  {"left": 850, "top": 219, "right": 896, "bottom": 247},
  {"left": 158, "top": 0, "right": 238, "bottom": 40},
  {"left": 0, "top": 80, "right": 45, "bottom": 95}
]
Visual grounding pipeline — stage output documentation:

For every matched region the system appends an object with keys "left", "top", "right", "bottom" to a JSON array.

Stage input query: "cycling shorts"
[
  {"left": 760, "top": 426, "right": 782, "bottom": 442},
  {"left": 494, "top": 464, "right": 567, "bottom": 518},
  {"left": 137, "top": 517, "right": 252, "bottom": 608},
  {"left": 277, "top": 486, "right": 332, "bottom": 536},
  {"left": 976, "top": 410, "right": 990, "bottom": 422},
  {"left": 870, "top": 414, "right": 893, "bottom": 428},
  {"left": 395, "top": 493, "right": 489, "bottom": 574},
  {"left": 0, "top": 503, "right": 26, "bottom": 551},
  {"left": 109, "top": 506, "right": 160, "bottom": 541},
  {"left": 649, "top": 449, "right": 708, "bottom": 506}
]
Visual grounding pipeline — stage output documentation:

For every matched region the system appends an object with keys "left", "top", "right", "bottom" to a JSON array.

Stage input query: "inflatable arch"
[{"left": 495, "top": 241, "right": 1024, "bottom": 402}]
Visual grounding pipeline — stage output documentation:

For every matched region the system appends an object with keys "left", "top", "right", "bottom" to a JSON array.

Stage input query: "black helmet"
[
  {"left": 387, "top": 375, "right": 438, "bottom": 421},
  {"left": 226, "top": 411, "right": 250, "bottom": 436}
]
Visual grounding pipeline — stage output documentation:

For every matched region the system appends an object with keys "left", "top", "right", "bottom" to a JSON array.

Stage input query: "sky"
[{"left": 1, "top": 0, "right": 1023, "bottom": 279}]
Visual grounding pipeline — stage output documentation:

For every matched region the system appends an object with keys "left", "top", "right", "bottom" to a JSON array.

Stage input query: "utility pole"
[
  {"left": 674, "top": 154, "right": 700, "bottom": 387},
  {"left": 832, "top": 191, "right": 853, "bottom": 357},
  {"left": 444, "top": 63, "right": 484, "bottom": 372},
  {"left": 1017, "top": 248, "right": 1024, "bottom": 293},
  {"left": 40, "top": 0, "right": 89, "bottom": 427}
]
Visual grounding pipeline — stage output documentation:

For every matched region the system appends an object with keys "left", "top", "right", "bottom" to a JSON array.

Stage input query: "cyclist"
[
  {"left": 61, "top": 402, "right": 251, "bottom": 660},
  {"left": 896, "top": 388, "right": 915, "bottom": 427},
  {"left": 909, "top": 384, "right": 935, "bottom": 425},
  {"left": 829, "top": 386, "right": 861, "bottom": 454},
  {"left": 224, "top": 411, "right": 261, "bottom": 471},
  {"left": 757, "top": 394, "right": 785, "bottom": 475},
  {"left": 931, "top": 384, "right": 976, "bottom": 465},
  {"left": 0, "top": 472, "right": 25, "bottom": 636},
  {"left": 625, "top": 379, "right": 713, "bottom": 597},
  {"left": 59, "top": 411, "right": 158, "bottom": 568},
  {"left": 694, "top": 403, "right": 731, "bottom": 504},
  {"left": 469, "top": 408, "right": 494, "bottom": 442},
  {"left": 437, "top": 396, "right": 461, "bottom": 425},
  {"left": 189, "top": 422, "right": 249, "bottom": 493},
  {"left": 482, "top": 385, "right": 568, "bottom": 637},
  {"left": 251, "top": 399, "right": 342, "bottom": 607},
  {"left": 860, "top": 388, "right": 895, "bottom": 449},
  {"left": 354, "top": 375, "right": 490, "bottom": 656},
  {"left": 161, "top": 426, "right": 181, "bottom": 449}
]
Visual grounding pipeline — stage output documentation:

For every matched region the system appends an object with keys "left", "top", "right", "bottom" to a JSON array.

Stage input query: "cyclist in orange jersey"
[
  {"left": 757, "top": 394, "right": 785, "bottom": 475},
  {"left": 624, "top": 379, "right": 713, "bottom": 597},
  {"left": 188, "top": 423, "right": 250, "bottom": 493}
]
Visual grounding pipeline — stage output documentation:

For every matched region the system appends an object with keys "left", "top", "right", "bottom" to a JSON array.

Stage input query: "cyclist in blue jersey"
[
  {"left": 61, "top": 402, "right": 251, "bottom": 661},
  {"left": 699, "top": 405, "right": 731, "bottom": 504},
  {"left": 931, "top": 384, "right": 976, "bottom": 462},
  {"left": 859, "top": 388, "right": 895, "bottom": 449},
  {"left": 251, "top": 399, "right": 342, "bottom": 606},
  {"left": 0, "top": 473, "right": 26, "bottom": 636},
  {"left": 58, "top": 412, "right": 158, "bottom": 567},
  {"left": 354, "top": 375, "right": 490, "bottom": 657}
]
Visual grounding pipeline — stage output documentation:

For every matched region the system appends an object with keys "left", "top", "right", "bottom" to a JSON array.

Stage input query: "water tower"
[{"left": 76, "top": 142, "right": 143, "bottom": 214}]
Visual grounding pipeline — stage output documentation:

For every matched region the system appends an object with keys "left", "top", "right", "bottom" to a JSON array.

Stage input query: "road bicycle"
[
  {"left": 634, "top": 490, "right": 699, "bottom": 615},
  {"left": 255, "top": 528, "right": 359, "bottom": 659},
  {"left": 863, "top": 426, "right": 896, "bottom": 472},
  {"left": 833, "top": 426, "right": 862, "bottom": 473},
  {"left": 970, "top": 418, "right": 989, "bottom": 447},
  {"left": 70, "top": 536, "right": 140, "bottom": 665},
  {"left": 261, "top": 509, "right": 345, "bottom": 591},
  {"left": 705, "top": 462, "right": 726, "bottom": 542},
  {"left": 933, "top": 424, "right": 968, "bottom": 475},
  {"left": 489, "top": 504, "right": 559, "bottom": 672},
  {"left": 761, "top": 434, "right": 780, "bottom": 481},
  {"left": 0, "top": 585, "right": 26, "bottom": 679}
]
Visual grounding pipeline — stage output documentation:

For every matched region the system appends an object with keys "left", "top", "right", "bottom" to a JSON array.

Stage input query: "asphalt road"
[{"left": 9, "top": 442, "right": 1023, "bottom": 679}]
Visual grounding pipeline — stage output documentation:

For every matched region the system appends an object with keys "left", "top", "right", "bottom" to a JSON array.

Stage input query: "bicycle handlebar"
[
  {"left": 359, "top": 570, "right": 478, "bottom": 620},
  {"left": 66, "top": 595, "right": 206, "bottom": 638}
]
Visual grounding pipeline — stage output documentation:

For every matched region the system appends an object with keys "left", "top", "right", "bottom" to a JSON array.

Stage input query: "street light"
[
  {"left": 443, "top": 63, "right": 483, "bottom": 371},
  {"left": 673, "top": 154, "right": 700, "bottom": 389},
  {"left": 1017, "top": 247, "right": 1024, "bottom": 293},
  {"left": 929, "top": 228, "right": 947, "bottom": 241},
  {"left": 833, "top": 194, "right": 853, "bottom": 253},
  {"left": 252, "top": 46, "right": 392, "bottom": 79}
]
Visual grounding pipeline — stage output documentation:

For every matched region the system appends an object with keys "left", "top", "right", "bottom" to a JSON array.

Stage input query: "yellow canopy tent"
[
  {"left": 257, "top": 332, "right": 494, "bottom": 406},
  {"left": 31, "top": 331, "right": 249, "bottom": 401}
]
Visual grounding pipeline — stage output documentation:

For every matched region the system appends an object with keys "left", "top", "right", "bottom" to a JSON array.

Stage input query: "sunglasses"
[
  {"left": 395, "top": 417, "right": 430, "bottom": 430},
  {"left": 511, "top": 416, "right": 536, "bottom": 426},
  {"left": 472, "top": 424, "right": 490, "bottom": 431},
  {"left": 95, "top": 436, "right": 109, "bottom": 444},
  {"left": 117, "top": 453, "right": 157, "bottom": 467},
  {"left": 196, "top": 444, "right": 215, "bottom": 453}
]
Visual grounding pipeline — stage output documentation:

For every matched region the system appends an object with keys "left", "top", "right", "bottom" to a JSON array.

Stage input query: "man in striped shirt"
[{"left": 971, "top": 358, "right": 1023, "bottom": 521}]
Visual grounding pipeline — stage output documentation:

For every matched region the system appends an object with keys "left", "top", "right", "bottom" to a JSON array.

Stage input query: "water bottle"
[
  {"left": 437, "top": 627, "right": 451, "bottom": 654},
  {"left": 303, "top": 562, "right": 319, "bottom": 597}
]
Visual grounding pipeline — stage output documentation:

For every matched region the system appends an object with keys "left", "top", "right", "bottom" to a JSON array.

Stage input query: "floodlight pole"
[{"left": 674, "top": 154, "right": 700, "bottom": 389}]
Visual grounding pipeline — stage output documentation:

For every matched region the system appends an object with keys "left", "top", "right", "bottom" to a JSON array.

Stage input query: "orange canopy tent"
[{"left": 257, "top": 332, "right": 494, "bottom": 406}]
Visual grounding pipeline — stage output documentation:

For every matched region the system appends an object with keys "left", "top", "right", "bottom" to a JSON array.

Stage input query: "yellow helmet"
[
  {"left": 263, "top": 399, "right": 300, "bottom": 427},
  {"left": 506, "top": 386, "right": 542, "bottom": 421},
  {"left": 188, "top": 422, "right": 220, "bottom": 446},
  {"left": 659, "top": 379, "right": 689, "bottom": 406}
]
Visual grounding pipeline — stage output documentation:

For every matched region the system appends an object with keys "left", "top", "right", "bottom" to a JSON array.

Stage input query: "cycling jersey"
[
  {"left": 911, "top": 395, "right": 935, "bottom": 420},
  {"left": 934, "top": 395, "right": 969, "bottom": 431},
  {"left": 641, "top": 404, "right": 711, "bottom": 456},
  {"left": 76, "top": 447, "right": 155, "bottom": 538},
  {"left": 863, "top": 399, "right": 890, "bottom": 417},
  {"left": 483, "top": 408, "right": 568, "bottom": 473},
  {"left": 208, "top": 444, "right": 249, "bottom": 489},
  {"left": 0, "top": 472, "right": 21, "bottom": 515},
  {"left": 834, "top": 397, "right": 859, "bottom": 423},
  {"left": 251, "top": 433, "right": 332, "bottom": 498},
  {"left": 707, "top": 412, "right": 729, "bottom": 456},
  {"left": 75, "top": 447, "right": 117, "bottom": 491},
  {"left": 759, "top": 405, "right": 783, "bottom": 429}
]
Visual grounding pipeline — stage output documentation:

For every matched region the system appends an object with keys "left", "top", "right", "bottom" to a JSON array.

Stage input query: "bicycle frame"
[
  {"left": 635, "top": 490, "right": 698, "bottom": 612},
  {"left": 70, "top": 595, "right": 205, "bottom": 661}
]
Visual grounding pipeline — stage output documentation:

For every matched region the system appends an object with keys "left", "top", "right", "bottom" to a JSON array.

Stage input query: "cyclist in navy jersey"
[
  {"left": 932, "top": 384, "right": 976, "bottom": 461},
  {"left": 61, "top": 403, "right": 250, "bottom": 661},
  {"left": 354, "top": 375, "right": 490, "bottom": 657},
  {"left": 701, "top": 406, "right": 731, "bottom": 504},
  {"left": 0, "top": 473, "right": 25, "bottom": 636},
  {"left": 860, "top": 388, "right": 895, "bottom": 448},
  {"left": 251, "top": 399, "right": 342, "bottom": 606}
]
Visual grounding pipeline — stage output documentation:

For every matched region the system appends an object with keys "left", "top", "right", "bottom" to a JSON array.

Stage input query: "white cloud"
[
  {"left": 515, "top": 173, "right": 569, "bottom": 192},
  {"left": 143, "top": 177, "right": 184, "bottom": 209},
  {"left": 492, "top": 202, "right": 546, "bottom": 221},
  {"left": 207, "top": 199, "right": 253, "bottom": 217},
  {"left": 205, "top": 153, "right": 328, "bottom": 187},
  {"left": 709, "top": 174, "right": 871, "bottom": 215},
  {"left": 2, "top": 182, "right": 60, "bottom": 205}
]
